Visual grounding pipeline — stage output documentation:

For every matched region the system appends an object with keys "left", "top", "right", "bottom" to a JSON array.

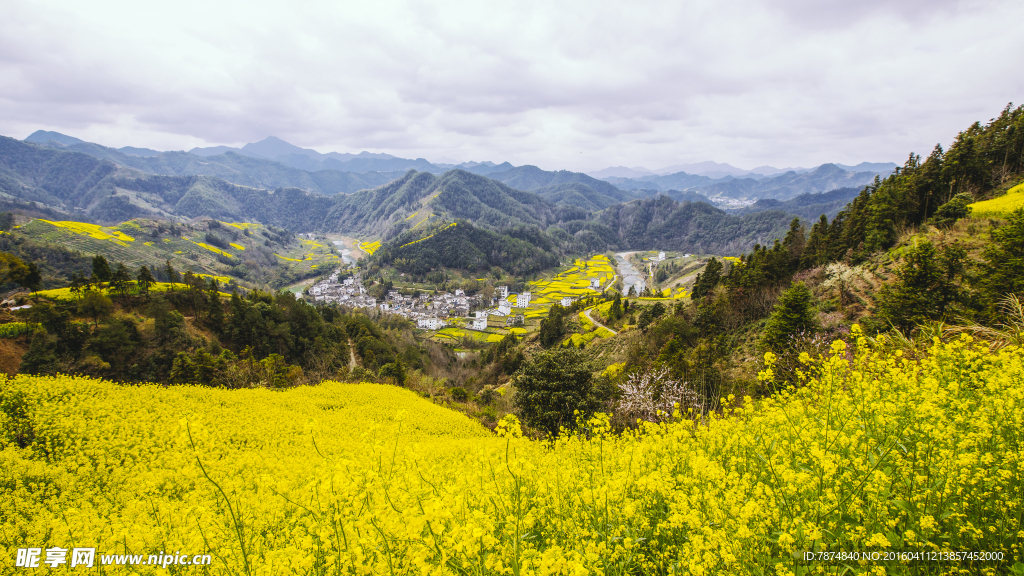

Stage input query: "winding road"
[{"left": 583, "top": 307, "right": 618, "bottom": 335}]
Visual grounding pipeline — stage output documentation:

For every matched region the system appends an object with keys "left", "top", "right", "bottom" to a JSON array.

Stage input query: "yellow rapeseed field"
[
  {"left": 969, "top": 182, "right": 1024, "bottom": 217},
  {"left": 2, "top": 330, "right": 1021, "bottom": 575}
]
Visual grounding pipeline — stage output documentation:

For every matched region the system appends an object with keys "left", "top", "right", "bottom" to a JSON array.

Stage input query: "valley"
[{"left": 2, "top": 103, "right": 1023, "bottom": 576}]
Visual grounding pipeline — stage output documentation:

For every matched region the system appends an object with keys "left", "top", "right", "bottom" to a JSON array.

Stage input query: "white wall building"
[
  {"left": 561, "top": 296, "right": 574, "bottom": 307},
  {"left": 516, "top": 292, "right": 532, "bottom": 307},
  {"left": 497, "top": 286, "right": 509, "bottom": 299},
  {"left": 417, "top": 318, "right": 446, "bottom": 330},
  {"left": 472, "top": 317, "right": 488, "bottom": 330},
  {"left": 658, "top": 251, "right": 666, "bottom": 261},
  {"left": 497, "top": 302, "right": 512, "bottom": 315},
  {"left": 590, "top": 278, "right": 601, "bottom": 289}
]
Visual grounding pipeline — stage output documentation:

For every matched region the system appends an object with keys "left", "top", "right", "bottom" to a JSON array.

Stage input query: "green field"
[{"left": 12, "top": 218, "right": 342, "bottom": 288}]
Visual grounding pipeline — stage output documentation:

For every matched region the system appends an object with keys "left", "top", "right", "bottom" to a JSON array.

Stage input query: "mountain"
[
  {"left": 730, "top": 187, "right": 863, "bottom": 221},
  {"left": 589, "top": 161, "right": 814, "bottom": 179},
  {"left": 586, "top": 166, "right": 654, "bottom": 179},
  {"left": 604, "top": 163, "right": 884, "bottom": 202},
  {"left": 24, "top": 130, "right": 86, "bottom": 147},
  {"left": 604, "top": 171, "right": 717, "bottom": 192},
  {"left": 695, "top": 164, "right": 880, "bottom": 201},
  {"left": 834, "top": 162, "right": 898, "bottom": 174},
  {"left": 192, "top": 136, "right": 442, "bottom": 174},
  {"left": 488, "top": 165, "right": 638, "bottom": 203},
  {"left": 2, "top": 135, "right": 823, "bottom": 274},
  {"left": 20, "top": 133, "right": 403, "bottom": 195},
  {"left": 598, "top": 195, "right": 796, "bottom": 255}
]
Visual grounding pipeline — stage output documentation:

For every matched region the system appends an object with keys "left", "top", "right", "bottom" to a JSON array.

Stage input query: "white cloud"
[{"left": 0, "top": 0, "right": 1020, "bottom": 170}]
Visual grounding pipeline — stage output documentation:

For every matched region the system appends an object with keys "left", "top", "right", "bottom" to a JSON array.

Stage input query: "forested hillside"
[
  {"left": 25, "top": 134, "right": 404, "bottom": 195},
  {"left": 598, "top": 195, "right": 795, "bottom": 253}
]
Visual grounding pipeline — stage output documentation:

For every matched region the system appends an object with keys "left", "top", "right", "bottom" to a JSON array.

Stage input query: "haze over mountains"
[
  {"left": 0, "top": 128, "right": 901, "bottom": 265},
  {"left": 22, "top": 130, "right": 894, "bottom": 207}
]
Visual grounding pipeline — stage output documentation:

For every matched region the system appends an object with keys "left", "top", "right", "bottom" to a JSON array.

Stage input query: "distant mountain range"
[
  {"left": 587, "top": 160, "right": 896, "bottom": 180},
  {"left": 3, "top": 129, "right": 906, "bottom": 270}
]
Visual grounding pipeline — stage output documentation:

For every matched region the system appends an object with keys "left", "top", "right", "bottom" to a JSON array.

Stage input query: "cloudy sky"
[{"left": 1, "top": 0, "right": 1021, "bottom": 172}]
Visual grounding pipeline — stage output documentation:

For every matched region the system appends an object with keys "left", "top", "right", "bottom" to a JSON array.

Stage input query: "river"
[{"left": 614, "top": 252, "right": 646, "bottom": 295}]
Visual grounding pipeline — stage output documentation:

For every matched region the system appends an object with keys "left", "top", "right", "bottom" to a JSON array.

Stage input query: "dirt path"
[{"left": 583, "top": 307, "right": 618, "bottom": 335}]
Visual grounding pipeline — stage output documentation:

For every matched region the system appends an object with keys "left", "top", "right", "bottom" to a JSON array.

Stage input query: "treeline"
[{"left": 801, "top": 103, "right": 1024, "bottom": 266}]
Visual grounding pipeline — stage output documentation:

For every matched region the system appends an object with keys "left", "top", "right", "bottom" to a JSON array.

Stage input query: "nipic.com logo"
[{"left": 14, "top": 547, "right": 212, "bottom": 569}]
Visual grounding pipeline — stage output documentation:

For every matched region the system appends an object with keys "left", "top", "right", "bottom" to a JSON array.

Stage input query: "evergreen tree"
[
  {"left": 781, "top": 217, "right": 806, "bottom": 273},
  {"left": 110, "top": 263, "right": 132, "bottom": 297},
  {"left": 691, "top": 258, "right": 723, "bottom": 300},
  {"left": 976, "top": 209, "right": 1024, "bottom": 314},
  {"left": 206, "top": 280, "right": 225, "bottom": 333},
  {"left": 930, "top": 193, "right": 973, "bottom": 228},
  {"left": 609, "top": 293, "right": 622, "bottom": 321},
  {"left": 759, "top": 282, "right": 818, "bottom": 353},
  {"left": 877, "top": 241, "right": 968, "bottom": 330},
  {"left": 164, "top": 260, "right": 179, "bottom": 284},
  {"left": 137, "top": 266, "right": 156, "bottom": 294},
  {"left": 92, "top": 255, "right": 112, "bottom": 282},
  {"left": 512, "top": 347, "right": 598, "bottom": 436},
  {"left": 538, "top": 303, "right": 567, "bottom": 348}
]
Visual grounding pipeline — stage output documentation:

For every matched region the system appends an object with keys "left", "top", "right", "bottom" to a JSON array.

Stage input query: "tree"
[
  {"left": 512, "top": 347, "right": 598, "bottom": 436},
  {"left": 110, "top": 263, "right": 132, "bottom": 297},
  {"left": 759, "top": 281, "right": 818, "bottom": 352},
  {"left": 976, "top": 209, "right": 1024, "bottom": 314},
  {"left": 92, "top": 255, "right": 112, "bottom": 283},
  {"left": 0, "top": 252, "right": 30, "bottom": 287},
  {"left": 608, "top": 293, "right": 622, "bottom": 321},
  {"left": 78, "top": 291, "right": 114, "bottom": 327},
  {"left": 164, "top": 260, "right": 180, "bottom": 285},
  {"left": 137, "top": 266, "right": 156, "bottom": 294},
  {"left": 877, "top": 241, "right": 968, "bottom": 329},
  {"left": 930, "top": 193, "right": 973, "bottom": 228},
  {"left": 378, "top": 357, "right": 407, "bottom": 385},
  {"left": 22, "top": 263, "right": 41, "bottom": 292},
  {"left": 538, "top": 303, "right": 568, "bottom": 348},
  {"left": 205, "top": 280, "right": 225, "bottom": 332},
  {"left": 692, "top": 258, "right": 723, "bottom": 300}
]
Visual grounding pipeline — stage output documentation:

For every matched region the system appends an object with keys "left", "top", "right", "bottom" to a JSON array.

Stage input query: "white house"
[
  {"left": 497, "top": 302, "right": 512, "bottom": 315},
  {"left": 516, "top": 292, "right": 532, "bottom": 307},
  {"left": 475, "top": 310, "right": 487, "bottom": 319},
  {"left": 658, "top": 251, "right": 666, "bottom": 261},
  {"left": 418, "top": 317, "right": 446, "bottom": 330},
  {"left": 497, "top": 286, "right": 509, "bottom": 299},
  {"left": 589, "top": 278, "right": 601, "bottom": 289},
  {"left": 455, "top": 289, "right": 465, "bottom": 296},
  {"left": 561, "top": 296, "right": 574, "bottom": 307},
  {"left": 472, "top": 317, "right": 488, "bottom": 330}
]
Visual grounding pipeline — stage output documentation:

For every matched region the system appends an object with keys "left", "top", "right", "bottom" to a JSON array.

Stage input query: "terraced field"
[{"left": 14, "top": 218, "right": 342, "bottom": 287}]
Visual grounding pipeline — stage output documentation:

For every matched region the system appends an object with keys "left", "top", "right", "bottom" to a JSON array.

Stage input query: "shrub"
[{"left": 449, "top": 386, "right": 469, "bottom": 402}]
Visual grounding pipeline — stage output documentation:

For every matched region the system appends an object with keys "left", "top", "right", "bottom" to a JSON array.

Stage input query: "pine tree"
[
  {"left": 691, "top": 258, "right": 723, "bottom": 300},
  {"left": 92, "top": 255, "right": 112, "bottom": 283},
  {"left": 110, "top": 263, "right": 132, "bottom": 297},
  {"left": 137, "top": 266, "right": 156, "bottom": 294},
  {"left": 164, "top": 260, "right": 179, "bottom": 284},
  {"left": 759, "top": 281, "right": 818, "bottom": 353}
]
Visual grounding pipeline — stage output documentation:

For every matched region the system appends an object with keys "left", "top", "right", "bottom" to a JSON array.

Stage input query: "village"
[
  {"left": 302, "top": 251, "right": 697, "bottom": 346},
  {"left": 305, "top": 270, "right": 545, "bottom": 332}
]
